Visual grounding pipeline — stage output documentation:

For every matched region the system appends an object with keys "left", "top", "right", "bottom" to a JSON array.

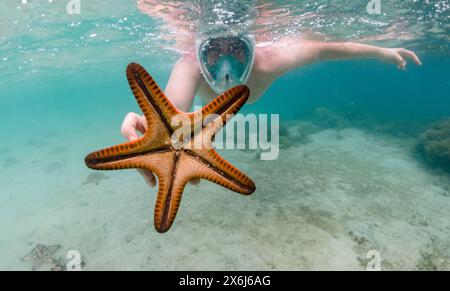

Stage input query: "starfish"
[
  {"left": 21, "top": 244, "right": 62, "bottom": 271},
  {"left": 85, "top": 63, "right": 256, "bottom": 233}
]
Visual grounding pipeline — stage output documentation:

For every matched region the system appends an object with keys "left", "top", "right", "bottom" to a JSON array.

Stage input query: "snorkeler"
[{"left": 121, "top": 7, "right": 422, "bottom": 187}]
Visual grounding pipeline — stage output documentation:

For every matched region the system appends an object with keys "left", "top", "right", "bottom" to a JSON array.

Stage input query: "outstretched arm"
[
  {"left": 120, "top": 55, "right": 201, "bottom": 186},
  {"left": 165, "top": 55, "right": 201, "bottom": 112},
  {"left": 260, "top": 39, "right": 422, "bottom": 77},
  {"left": 314, "top": 42, "right": 422, "bottom": 69}
]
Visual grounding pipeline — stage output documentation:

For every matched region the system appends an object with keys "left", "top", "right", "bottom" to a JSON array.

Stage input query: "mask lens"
[{"left": 198, "top": 36, "right": 254, "bottom": 94}]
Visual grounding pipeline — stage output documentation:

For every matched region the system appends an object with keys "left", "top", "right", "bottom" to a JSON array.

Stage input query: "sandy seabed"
[{"left": 1, "top": 122, "right": 449, "bottom": 271}]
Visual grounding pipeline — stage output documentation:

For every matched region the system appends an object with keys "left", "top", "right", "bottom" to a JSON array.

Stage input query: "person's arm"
[
  {"left": 314, "top": 42, "right": 422, "bottom": 68},
  {"left": 259, "top": 39, "right": 422, "bottom": 77},
  {"left": 165, "top": 55, "right": 201, "bottom": 112},
  {"left": 120, "top": 55, "right": 201, "bottom": 186}
]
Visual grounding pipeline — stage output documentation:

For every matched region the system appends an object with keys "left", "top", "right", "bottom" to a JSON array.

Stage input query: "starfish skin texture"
[{"left": 85, "top": 63, "right": 256, "bottom": 233}]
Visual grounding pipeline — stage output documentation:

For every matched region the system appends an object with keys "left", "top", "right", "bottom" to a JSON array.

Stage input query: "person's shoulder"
[{"left": 253, "top": 47, "right": 277, "bottom": 74}]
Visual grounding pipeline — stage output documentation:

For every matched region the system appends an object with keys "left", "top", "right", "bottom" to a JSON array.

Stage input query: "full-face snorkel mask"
[{"left": 196, "top": 35, "right": 255, "bottom": 94}]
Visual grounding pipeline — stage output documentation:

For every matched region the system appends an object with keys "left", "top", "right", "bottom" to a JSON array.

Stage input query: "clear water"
[{"left": 0, "top": 0, "right": 449, "bottom": 270}]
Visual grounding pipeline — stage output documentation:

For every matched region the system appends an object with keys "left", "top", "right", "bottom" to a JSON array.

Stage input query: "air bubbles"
[
  {"left": 0, "top": 0, "right": 447, "bottom": 80},
  {"left": 69, "top": 21, "right": 82, "bottom": 27}
]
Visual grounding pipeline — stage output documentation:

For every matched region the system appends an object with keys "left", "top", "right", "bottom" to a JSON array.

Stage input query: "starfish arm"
[
  {"left": 199, "top": 85, "right": 250, "bottom": 120},
  {"left": 85, "top": 145, "right": 172, "bottom": 171},
  {"left": 184, "top": 149, "right": 256, "bottom": 195},
  {"left": 153, "top": 150, "right": 256, "bottom": 233},
  {"left": 126, "top": 63, "right": 180, "bottom": 138},
  {"left": 154, "top": 174, "right": 188, "bottom": 233},
  {"left": 152, "top": 151, "right": 188, "bottom": 233},
  {"left": 84, "top": 137, "right": 171, "bottom": 170},
  {"left": 85, "top": 149, "right": 187, "bottom": 234},
  {"left": 188, "top": 85, "right": 250, "bottom": 137},
  {"left": 85, "top": 148, "right": 184, "bottom": 234}
]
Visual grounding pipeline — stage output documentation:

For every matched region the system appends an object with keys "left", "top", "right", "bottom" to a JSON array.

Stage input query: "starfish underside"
[{"left": 85, "top": 63, "right": 256, "bottom": 233}]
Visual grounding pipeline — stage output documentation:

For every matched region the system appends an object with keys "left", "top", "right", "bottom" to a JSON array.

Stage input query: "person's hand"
[
  {"left": 121, "top": 112, "right": 157, "bottom": 187},
  {"left": 380, "top": 48, "right": 422, "bottom": 70},
  {"left": 121, "top": 112, "right": 200, "bottom": 187}
]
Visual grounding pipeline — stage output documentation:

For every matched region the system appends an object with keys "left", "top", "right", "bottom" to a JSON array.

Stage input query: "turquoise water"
[{"left": 0, "top": 0, "right": 449, "bottom": 270}]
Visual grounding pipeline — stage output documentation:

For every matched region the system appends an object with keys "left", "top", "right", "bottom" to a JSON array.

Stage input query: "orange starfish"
[{"left": 85, "top": 63, "right": 256, "bottom": 233}]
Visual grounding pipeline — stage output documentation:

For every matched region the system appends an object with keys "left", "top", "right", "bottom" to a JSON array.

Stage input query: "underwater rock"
[
  {"left": 278, "top": 123, "right": 291, "bottom": 149},
  {"left": 370, "top": 120, "right": 427, "bottom": 138},
  {"left": 252, "top": 121, "right": 318, "bottom": 160},
  {"left": 416, "top": 242, "right": 448, "bottom": 271},
  {"left": 21, "top": 244, "right": 63, "bottom": 271},
  {"left": 291, "top": 121, "right": 323, "bottom": 143},
  {"left": 277, "top": 121, "right": 318, "bottom": 149},
  {"left": 278, "top": 122, "right": 298, "bottom": 149},
  {"left": 307, "top": 106, "right": 428, "bottom": 138},
  {"left": 348, "top": 231, "right": 368, "bottom": 246},
  {"left": 82, "top": 172, "right": 110, "bottom": 186},
  {"left": 312, "top": 107, "right": 351, "bottom": 129},
  {"left": 416, "top": 118, "right": 450, "bottom": 171}
]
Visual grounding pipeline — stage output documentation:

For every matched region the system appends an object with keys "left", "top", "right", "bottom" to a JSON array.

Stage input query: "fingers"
[
  {"left": 138, "top": 174, "right": 199, "bottom": 187},
  {"left": 121, "top": 112, "right": 139, "bottom": 141},
  {"left": 138, "top": 171, "right": 199, "bottom": 188},
  {"left": 122, "top": 113, "right": 154, "bottom": 187},
  {"left": 400, "top": 49, "right": 422, "bottom": 66},
  {"left": 121, "top": 112, "right": 145, "bottom": 141},
  {"left": 136, "top": 114, "right": 148, "bottom": 134},
  {"left": 394, "top": 48, "right": 422, "bottom": 70},
  {"left": 394, "top": 54, "right": 407, "bottom": 70},
  {"left": 138, "top": 169, "right": 157, "bottom": 187}
]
